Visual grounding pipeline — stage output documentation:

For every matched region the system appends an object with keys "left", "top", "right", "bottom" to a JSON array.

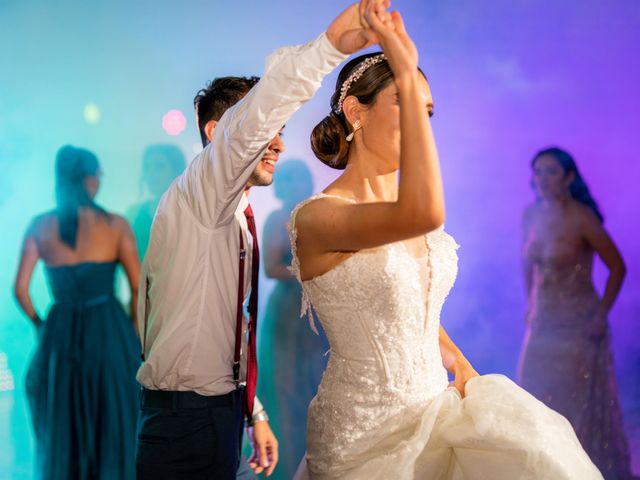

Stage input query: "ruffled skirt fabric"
[
  {"left": 26, "top": 297, "right": 139, "bottom": 479},
  {"left": 299, "top": 374, "right": 602, "bottom": 479}
]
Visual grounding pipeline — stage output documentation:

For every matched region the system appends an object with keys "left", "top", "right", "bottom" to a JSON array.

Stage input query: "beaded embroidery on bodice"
[{"left": 288, "top": 193, "right": 460, "bottom": 402}]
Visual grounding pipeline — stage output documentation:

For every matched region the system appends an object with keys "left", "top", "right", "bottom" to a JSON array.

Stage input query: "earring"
[{"left": 346, "top": 121, "right": 362, "bottom": 142}]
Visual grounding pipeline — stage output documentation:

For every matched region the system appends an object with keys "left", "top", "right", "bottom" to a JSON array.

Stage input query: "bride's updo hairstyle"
[{"left": 311, "top": 52, "right": 393, "bottom": 170}]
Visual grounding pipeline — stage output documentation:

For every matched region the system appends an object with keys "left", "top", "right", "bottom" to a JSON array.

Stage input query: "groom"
[
  {"left": 135, "top": 2, "right": 380, "bottom": 478},
  {"left": 194, "top": 75, "right": 277, "bottom": 480}
]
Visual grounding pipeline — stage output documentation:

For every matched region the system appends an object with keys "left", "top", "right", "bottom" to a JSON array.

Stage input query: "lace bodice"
[{"left": 288, "top": 193, "right": 460, "bottom": 402}]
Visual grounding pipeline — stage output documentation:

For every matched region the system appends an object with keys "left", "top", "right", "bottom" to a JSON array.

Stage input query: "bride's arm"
[
  {"left": 296, "top": 5, "right": 444, "bottom": 254},
  {"left": 439, "top": 326, "right": 478, "bottom": 397}
]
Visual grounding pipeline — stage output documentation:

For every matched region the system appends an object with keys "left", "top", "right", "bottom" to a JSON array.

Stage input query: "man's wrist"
[{"left": 249, "top": 409, "right": 269, "bottom": 426}]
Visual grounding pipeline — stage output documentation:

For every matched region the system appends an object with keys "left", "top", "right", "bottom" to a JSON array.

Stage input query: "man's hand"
[
  {"left": 247, "top": 420, "right": 279, "bottom": 477},
  {"left": 326, "top": 0, "right": 391, "bottom": 54}
]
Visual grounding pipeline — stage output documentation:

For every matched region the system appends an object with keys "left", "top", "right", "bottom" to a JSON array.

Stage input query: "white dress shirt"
[{"left": 136, "top": 32, "right": 347, "bottom": 408}]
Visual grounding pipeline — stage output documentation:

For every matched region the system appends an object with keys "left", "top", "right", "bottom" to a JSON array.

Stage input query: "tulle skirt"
[{"left": 298, "top": 374, "right": 602, "bottom": 479}]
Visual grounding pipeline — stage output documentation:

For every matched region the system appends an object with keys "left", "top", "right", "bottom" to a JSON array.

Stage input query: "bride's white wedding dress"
[{"left": 289, "top": 193, "right": 602, "bottom": 480}]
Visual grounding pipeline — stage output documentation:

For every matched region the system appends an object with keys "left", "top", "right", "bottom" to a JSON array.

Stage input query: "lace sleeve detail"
[
  {"left": 287, "top": 195, "right": 321, "bottom": 334},
  {"left": 288, "top": 193, "right": 358, "bottom": 334}
]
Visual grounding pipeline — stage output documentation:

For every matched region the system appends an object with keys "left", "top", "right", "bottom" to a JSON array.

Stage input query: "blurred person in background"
[
  {"left": 126, "top": 144, "right": 186, "bottom": 261},
  {"left": 518, "top": 147, "right": 633, "bottom": 479},
  {"left": 14, "top": 145, "right": 140, "bottom": 479},
  {"left": 258, "top": 160, "right": 329, "bottom": 479}
]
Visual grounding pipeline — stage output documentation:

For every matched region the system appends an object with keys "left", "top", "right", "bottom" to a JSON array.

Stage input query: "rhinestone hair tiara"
[{"left": 335, "top": 54, "right": 387, "bottom": 114}]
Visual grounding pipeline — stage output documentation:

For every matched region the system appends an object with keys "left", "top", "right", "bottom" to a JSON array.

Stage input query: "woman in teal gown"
[
  {"left": 257, "top": 161, "right": 329, "bottom": 480},
  {"left": 14, "top": 146, "right": 141, "bottom": 479}
]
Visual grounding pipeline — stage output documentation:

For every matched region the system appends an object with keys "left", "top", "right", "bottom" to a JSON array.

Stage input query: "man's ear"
[{"left": 205, "top": 120, "right": 218, "bottom": 142}]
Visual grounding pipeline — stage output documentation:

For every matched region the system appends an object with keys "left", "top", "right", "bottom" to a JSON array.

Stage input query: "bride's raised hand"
[
  {"left": 364, "top": 3, "right": 418, "bottom": 79},
  {"left": 326, "top": 0, "right": 389, "bottom": 54}
]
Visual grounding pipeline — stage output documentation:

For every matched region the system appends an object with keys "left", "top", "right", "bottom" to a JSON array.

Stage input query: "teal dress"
[
  {"left": 257, "top": 252, "right": 329, "bottom": 480},
  {"left": 26, "top": 262, "right": 139, "bottom": 479}
]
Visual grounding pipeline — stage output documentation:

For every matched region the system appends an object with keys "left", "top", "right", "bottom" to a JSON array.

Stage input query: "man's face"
[
  {"left": 196, "top": 92, "right": 285, "bottom": 189},
  {"left": 246, "top": 128, "right": 285, "bottom": 188}
]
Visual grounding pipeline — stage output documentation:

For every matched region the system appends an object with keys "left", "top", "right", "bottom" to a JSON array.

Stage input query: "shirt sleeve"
[
  {"left": 177, "top": 31, "right": 348, "bottom": 228},
  {"left": 252, "top": 396, "right": 264, "bottom": 416}
]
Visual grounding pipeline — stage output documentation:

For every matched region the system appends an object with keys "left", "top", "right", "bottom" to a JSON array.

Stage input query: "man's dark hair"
[{"left": 193, "top": 76, "right": 260, "bottom": 147}]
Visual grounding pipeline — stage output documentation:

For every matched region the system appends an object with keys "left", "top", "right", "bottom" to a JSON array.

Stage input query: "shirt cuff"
[
  {"left": 316, "top": 30, "right": 350, "bottom": 66},
  {"left": 252, "top": 395, "right": 264, "bottom": 416}
]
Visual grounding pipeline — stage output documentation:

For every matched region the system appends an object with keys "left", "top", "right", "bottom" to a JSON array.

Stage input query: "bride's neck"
[{"left": 338, "top": 145, "right": 398, "bottom": 203}]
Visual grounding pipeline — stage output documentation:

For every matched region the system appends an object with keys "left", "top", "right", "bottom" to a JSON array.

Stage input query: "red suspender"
[{"left": 233, "top": 229, "right": 246, "bottom": 384}]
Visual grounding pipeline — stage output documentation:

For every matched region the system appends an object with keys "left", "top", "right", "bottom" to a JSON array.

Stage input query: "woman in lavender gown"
[{"left": 518, "top": 147, "right": 634, "bottom": 479}]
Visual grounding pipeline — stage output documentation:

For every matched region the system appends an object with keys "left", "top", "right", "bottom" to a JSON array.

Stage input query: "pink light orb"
[{"left": 162, "top": 109, "right": 186, "bottom": 136}]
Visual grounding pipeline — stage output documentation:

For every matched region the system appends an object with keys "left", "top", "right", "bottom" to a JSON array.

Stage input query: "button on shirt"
[{"left": 136, "top": 32, "right": 347, "bottom": 406}]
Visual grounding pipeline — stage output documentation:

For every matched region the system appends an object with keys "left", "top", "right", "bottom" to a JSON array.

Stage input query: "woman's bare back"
[{"left": 31, "top": 208, "right": 129, "bottom": 267}]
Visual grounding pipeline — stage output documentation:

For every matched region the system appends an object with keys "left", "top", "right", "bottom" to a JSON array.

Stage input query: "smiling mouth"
[{"left": 261, "top": 157, "right": 277, "bottom": 173}]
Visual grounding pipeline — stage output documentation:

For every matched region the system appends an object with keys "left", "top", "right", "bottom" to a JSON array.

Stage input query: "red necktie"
[{"left": 243, "top": 204, "right": 259, "bottom": 417}]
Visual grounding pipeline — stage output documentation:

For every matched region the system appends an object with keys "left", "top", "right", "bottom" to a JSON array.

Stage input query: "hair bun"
[{"left": 310, "top": 112, "right": 350, "bottom": 170}]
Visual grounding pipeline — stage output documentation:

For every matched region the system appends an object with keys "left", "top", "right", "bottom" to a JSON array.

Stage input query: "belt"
[
  {"left": 140, "top": 387, "right": 244, "bottom": 409},
  {"left": 55, "top": 293, "right": 113, "bottom": 308}
]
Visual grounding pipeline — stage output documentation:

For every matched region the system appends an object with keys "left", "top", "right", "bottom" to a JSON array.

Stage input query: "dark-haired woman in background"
[
  {"left": 126, "top": 144, "right": 186, "bottom": 261},
  {"left": 14, "top": 146, "right": 140, "bottom": 479},
  {"left": 518, "top": 147, "right": 633, "bottom": 479}
]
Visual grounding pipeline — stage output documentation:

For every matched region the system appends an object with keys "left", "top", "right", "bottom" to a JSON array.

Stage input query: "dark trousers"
[{"left": 136, "top": 388, "right": 245, "bottom": 480}]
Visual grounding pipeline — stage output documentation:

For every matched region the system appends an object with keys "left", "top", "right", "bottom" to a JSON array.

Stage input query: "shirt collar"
[{"left": 237, "top": 191, "right": 250, "bottom": 216}]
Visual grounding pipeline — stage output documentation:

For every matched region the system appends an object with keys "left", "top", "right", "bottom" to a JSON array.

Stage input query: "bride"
[{"left": 289, "top": 2, "right": 603, "bottom": 479}]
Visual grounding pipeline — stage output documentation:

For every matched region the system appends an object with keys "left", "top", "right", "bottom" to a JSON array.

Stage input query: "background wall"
[{"left": 1, "top": 0, "right": 638, "bottom": 477}]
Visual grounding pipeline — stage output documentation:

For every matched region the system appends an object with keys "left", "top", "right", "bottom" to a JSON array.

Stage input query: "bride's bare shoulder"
[{"left": 294, "top": 191, "right": 355, "bottom": 235}]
